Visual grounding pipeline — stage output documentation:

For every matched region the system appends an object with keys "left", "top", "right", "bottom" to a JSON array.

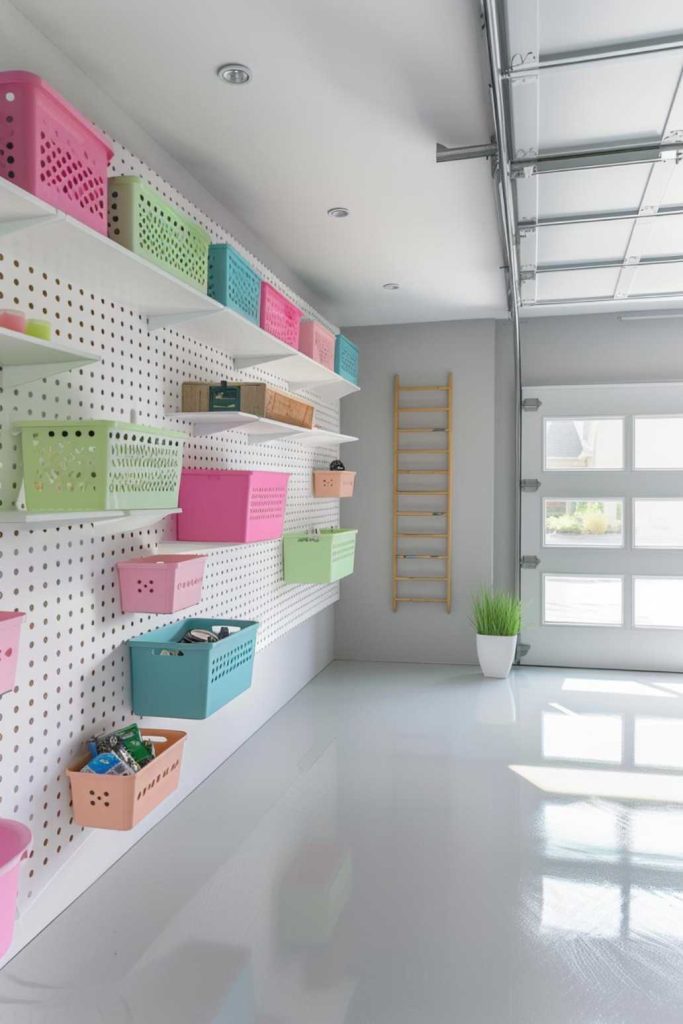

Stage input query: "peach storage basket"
[
  {"left": 299, "top": 321, "right": 335, "bottom": 369},
  {"left": 116, "top": 554, "right": 206, "bottom": 613},
  {"left": 313, "top": 471, "right": 356, "bottom": 498},
  {"left": 68, "top": 729, "right": 186, "bottom": 831}
]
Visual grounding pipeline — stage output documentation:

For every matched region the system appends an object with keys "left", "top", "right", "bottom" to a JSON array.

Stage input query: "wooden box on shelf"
[{"left": 181, "top": 381, "right": 314, "bottom": 429}]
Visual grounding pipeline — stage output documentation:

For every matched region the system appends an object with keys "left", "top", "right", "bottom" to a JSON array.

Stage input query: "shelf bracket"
[
  {"left": 290, "top": 379, "right": 356, "bottom": 400},
  {"left": 1, "top": 359, "right": 90, "bottom": 388},
  {"left": 232, "top": 353, "right": 294, "bottom": 371},
  {"left": 0, "top": 212, "right": 58, "bottom": 240},
  {"left": 146, "top": 309, "right": 219, "bottom": 333}
]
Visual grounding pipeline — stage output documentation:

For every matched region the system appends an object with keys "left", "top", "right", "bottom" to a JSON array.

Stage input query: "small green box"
[{"left": 283, "top": 528, "right": 358, "bottom": 584}]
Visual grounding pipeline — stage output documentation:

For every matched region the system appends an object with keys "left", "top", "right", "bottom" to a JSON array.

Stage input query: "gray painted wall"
[{"left": 336, "top": 320, "right": 496, "bottom": 665}]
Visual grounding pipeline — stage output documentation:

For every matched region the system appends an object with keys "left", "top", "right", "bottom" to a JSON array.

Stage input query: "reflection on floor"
[{"left": 2, "top": 661, "right": 683, "bottom": 1023}]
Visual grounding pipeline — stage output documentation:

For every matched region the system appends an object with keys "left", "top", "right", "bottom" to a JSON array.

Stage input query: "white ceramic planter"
[{"left": 476, "top": 634, "right": 517, "bottom": 679}]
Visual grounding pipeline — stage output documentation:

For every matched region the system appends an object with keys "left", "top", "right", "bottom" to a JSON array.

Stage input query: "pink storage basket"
[
  {"left": 0, "top": 72, "right": 113, "bottom": 234},
  {"left": 117, "top": 555, "right": 206, "bottom": 614},
  {"left": 0, "top": 612, "right": 24, "bottom": 697},
  {"left": 299, "top": 321, "right": 335, "bottom": 369},
  {"left": 313, "top": 471, "right": 356, "bottom": 498},
  {"left": 177, "top": 469, "right": 289, "bottom": 543},
  {"left": 260, "top": 282, "right": 302, "bottom": 349},
  {"left": 0, "top": 818, "right": 31, "bottom": 958},
  {"left": 68, "top": 729, "right": 186, "bottom": 831}
]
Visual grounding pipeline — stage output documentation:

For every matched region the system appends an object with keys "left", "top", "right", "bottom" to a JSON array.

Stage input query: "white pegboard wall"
[{"left": 0, "top": 136, "right": 350, "bottom": 909}]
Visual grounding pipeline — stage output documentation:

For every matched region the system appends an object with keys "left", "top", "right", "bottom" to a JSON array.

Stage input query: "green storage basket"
[
  {"left": 283, "top": 528, "right": 358, "bottom": 584},
  {"left": 17, "top": 420, "right": 185, "bottom": 513},
  {"left": 129, "top": 618, "right": 258, "bottom": 720},
  {"left": 108, "top": 176, "right": 211, "bottom": 292}
]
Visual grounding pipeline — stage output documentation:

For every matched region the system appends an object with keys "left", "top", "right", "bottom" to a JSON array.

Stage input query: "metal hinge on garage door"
[
  {"left": 522, "top": 397, "right": 541, "bottom": 411},
  {"left": 520, "top": 555, "right": 540, "bottom": 569}
]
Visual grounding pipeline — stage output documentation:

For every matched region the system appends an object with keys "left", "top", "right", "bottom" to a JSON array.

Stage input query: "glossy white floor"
[{"left": 3, "top": 660, "right": 683, "bottom": 1023}]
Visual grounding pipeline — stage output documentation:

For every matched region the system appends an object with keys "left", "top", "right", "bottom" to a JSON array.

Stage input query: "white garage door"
[{"left": 520, "top": 382, "right": 683, "bottom": 671}]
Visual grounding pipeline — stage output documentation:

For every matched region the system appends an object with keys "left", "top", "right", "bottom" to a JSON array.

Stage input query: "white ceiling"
[{"left": 9, "top": 0, "right": 508, "bottom": 327}]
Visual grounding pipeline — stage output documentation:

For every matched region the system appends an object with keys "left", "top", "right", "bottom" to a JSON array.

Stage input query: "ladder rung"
[
  {"left": 398, "top": 490, "right": 448, "bottom": 495},
  {"left": 397, "top": 554, "right": 447, "bottom": 559},
  {"left": 396, "top": 597, "right": 448, "bottom": 603},
  {"left": 395, "top": 511, "right": 446, "bottom": 517},
  {"left": 397, "top": 532, "right": 447, "bottom": 537},
  {"left": 398, "top": 406, "right": 449, "bottom": 413},
  {"left": 398, "top": 385, "right": 449, "bottom": 392},
  {"left": 398, "top": 469, "right": 448, "bottom": 474},
  {"left": 398, "top": 449, "right": 447, "bottom": 454},
  {"left": 395, "top": 576, "right": 447, "bottom": 581},
  {"left": 398, "top": 428, "right": 447, "bottom": 433}
]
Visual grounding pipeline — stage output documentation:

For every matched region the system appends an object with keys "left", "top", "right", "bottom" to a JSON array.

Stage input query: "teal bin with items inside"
[{"left": 128, "top": 618, "right": 258, "bottom": 719}]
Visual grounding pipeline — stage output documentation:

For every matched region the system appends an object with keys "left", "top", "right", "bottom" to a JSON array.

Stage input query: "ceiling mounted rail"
[
  {"left": 512, "top": 141, "right": 683, "bottom": 177},
  {"left": 436, "top": 142, "right": 498, "bottom": 163},
  {"left": 505, "top": 34, "right": 683, "bottom": 77},
  {"left": 519, "top": 204, "right": 683, "bottom": 231},
  {"left": 523, "top": 292, "right": 683, "bottom": 309},
  {"left": 534, "top": 253, "right": 683, "bottom": 275}
]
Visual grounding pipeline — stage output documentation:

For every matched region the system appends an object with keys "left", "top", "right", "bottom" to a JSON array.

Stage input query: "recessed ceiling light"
[
  {"left": 383, "top": 282, "right": 400, "bottom": 290},
  {"left": 327, "top": 207, "right": 350, "bottom": 218},
  {"left": 217, "top": 63, "right": 252, "bottom": 85}
]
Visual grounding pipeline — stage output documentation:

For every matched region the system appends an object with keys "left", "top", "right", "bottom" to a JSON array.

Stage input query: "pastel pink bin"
[
  {"left": 0, "top": 612, "right": 24, "bottom": 696},
  {"left": 177, "top": 469, "right": 290, "bottom": 543},
  {"left": 117, "top": 555, "right": 206, "bottom": 614},
  {"left": 0, "top": 818, "right": 31, "bottom": 958}
]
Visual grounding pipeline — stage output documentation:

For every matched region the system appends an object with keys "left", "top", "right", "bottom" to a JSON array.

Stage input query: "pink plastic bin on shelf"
[
  {"left": 299, "top": 321, "right": 335, "bottom": 369},
  {"left": 260, "top": 282, "right": 302, "bottom": 349},
  {"left": 0, "top": 71, "right": 113, "bottom": 234},
  {"left": 117, "top": 555, "right": 206, "bottom": 614},
  {"left": 0, "top": 819, "right": 31, "bottom": 958},
  {"left": 0, "top": 612, "right": 24, "bottom": 697},
  {"left": 177, "top": 469, "right": 290, "bottom": 543}
]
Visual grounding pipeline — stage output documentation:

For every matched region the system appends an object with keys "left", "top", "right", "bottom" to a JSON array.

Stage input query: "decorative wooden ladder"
[{"left": 392, "top": 373, "right": 453, "bottom": 611}]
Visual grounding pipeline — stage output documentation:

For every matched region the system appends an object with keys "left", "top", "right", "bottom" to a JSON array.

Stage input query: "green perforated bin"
[
  {"left": 108, "top": 176, "right": 211, "bottom": 292},
  {"left": 283, "top": 529, "right": 358, "bottom": 584},
  {"left": 17, "top": 420, "right": 185, "bottom": 513}
]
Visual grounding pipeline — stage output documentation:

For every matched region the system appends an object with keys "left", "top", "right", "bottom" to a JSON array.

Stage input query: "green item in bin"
[{"left": 25, "top": 319, "right": 51, "bottom": 341}]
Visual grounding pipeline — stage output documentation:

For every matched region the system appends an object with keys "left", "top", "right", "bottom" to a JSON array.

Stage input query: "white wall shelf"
[
  {"left": 0, "top": 508, "right": 181, "bottom": 534},
  {"left": 0, "top": 326, "right": 101, "bottom": 386},
  {"left": 0, "top": 179, "right": 360, "bottom": 399},
  {"left": 169, "top": 411, "right": 357, "bottom": 446},
  {"left": 157, "top": 537, "right": 279, "bottom": 555}
]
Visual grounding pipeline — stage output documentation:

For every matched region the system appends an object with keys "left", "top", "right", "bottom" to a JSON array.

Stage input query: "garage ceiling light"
[{"left": 217, "top": 63, "right": 252, "bottom": 85}]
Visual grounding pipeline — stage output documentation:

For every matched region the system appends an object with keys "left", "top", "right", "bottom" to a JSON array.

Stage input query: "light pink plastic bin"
[
  {"left": 0, "top": 71, "right": 114, "bottom": 234},
  {"left": 260, "top": 282, "right": 302, "bottom": 349},
  {"left": 0, "top": 818, "right": 31, "bottom": 958},
  {"left": 299, "top": 321, "right": 335, "bottom": 369},
  {"left": 117, "top": 555, "right": 206, "bottom": 614},
  {"left": 0, "top": 612, "right": 24, "bottom": 697},
  {"left": 177, "top": 469, "right": 290, "bottom": 543}
]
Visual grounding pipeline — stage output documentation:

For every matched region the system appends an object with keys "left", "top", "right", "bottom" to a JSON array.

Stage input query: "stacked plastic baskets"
[
  {"left": 129, "top": 618, "right": 259, "bottom": 719},
  {"left": 16, "top": 420, "right": 185, "bottom": 512},
  {"left": 0, "top": 71, "right": 113, "bottom": 233}
]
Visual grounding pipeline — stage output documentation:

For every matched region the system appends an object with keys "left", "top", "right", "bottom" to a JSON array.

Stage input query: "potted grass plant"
[{"left": 472, "top": 589, "right": 522, "bottom": 678}]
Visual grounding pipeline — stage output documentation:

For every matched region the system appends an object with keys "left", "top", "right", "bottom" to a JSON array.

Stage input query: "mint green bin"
[
  {"left": 17, "top": 420, "right": 185, "bottom": 513},
  {"left": 283, "top": 529, "right": 358, "bottom": 584}
]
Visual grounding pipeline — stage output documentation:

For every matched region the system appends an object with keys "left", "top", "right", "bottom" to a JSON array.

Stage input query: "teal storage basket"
[
  {"left": 283, "top": 529, "right": 358, "bottom": 584},
  {"left": 208, "top": 244, "right": 261, "bottom": 323},
  {"left": 334, "top": 334, "right": 359, "bottom": 384},
  {"left": 128, "top": 618, "right": 258, "bottom": 720}
]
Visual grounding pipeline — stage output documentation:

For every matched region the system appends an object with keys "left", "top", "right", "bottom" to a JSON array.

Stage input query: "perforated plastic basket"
[
  {"left": 67, "top": 729, "right": 186, "bottom": 830},
  {"left": 117, "top": 555, "right": 206, "bottom": 614},
  {"left": 208, "top": 244, "right": 261, "bottom": 322},
  {"left": 0, "top": 818, "right": 31, "bottom": 958},
  {"left": 0, "top": 71, "right": 113, "bottom": 233},
  {"left": 0, "top": 612, "right": 24, "bottom": 696},
  {"left": 313, "top": 471, "right": 356, "bottom": 498},
  {"left": 334, "top": 334, "right": 359, "bottom": 384},
  {"left": 260, "top": 282, "right": 302, "bottom": 349},
  {"left": 129, "top": 619, "right": 259, "bottom": 719},
  {"left": 299, "top": 321, "right": 335, "bottom": 369},
  {"left": 108, "top": 176, "right": 211, "bottom": 292},
  {"left": 283, "top": 528, "right": 358, "bottom": 583},
  {"left": 177, "top": 469, "right": 289, "bottom": 543},
  {"left": 17, "top": 420, "right": 185, "bottom": 513}
]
